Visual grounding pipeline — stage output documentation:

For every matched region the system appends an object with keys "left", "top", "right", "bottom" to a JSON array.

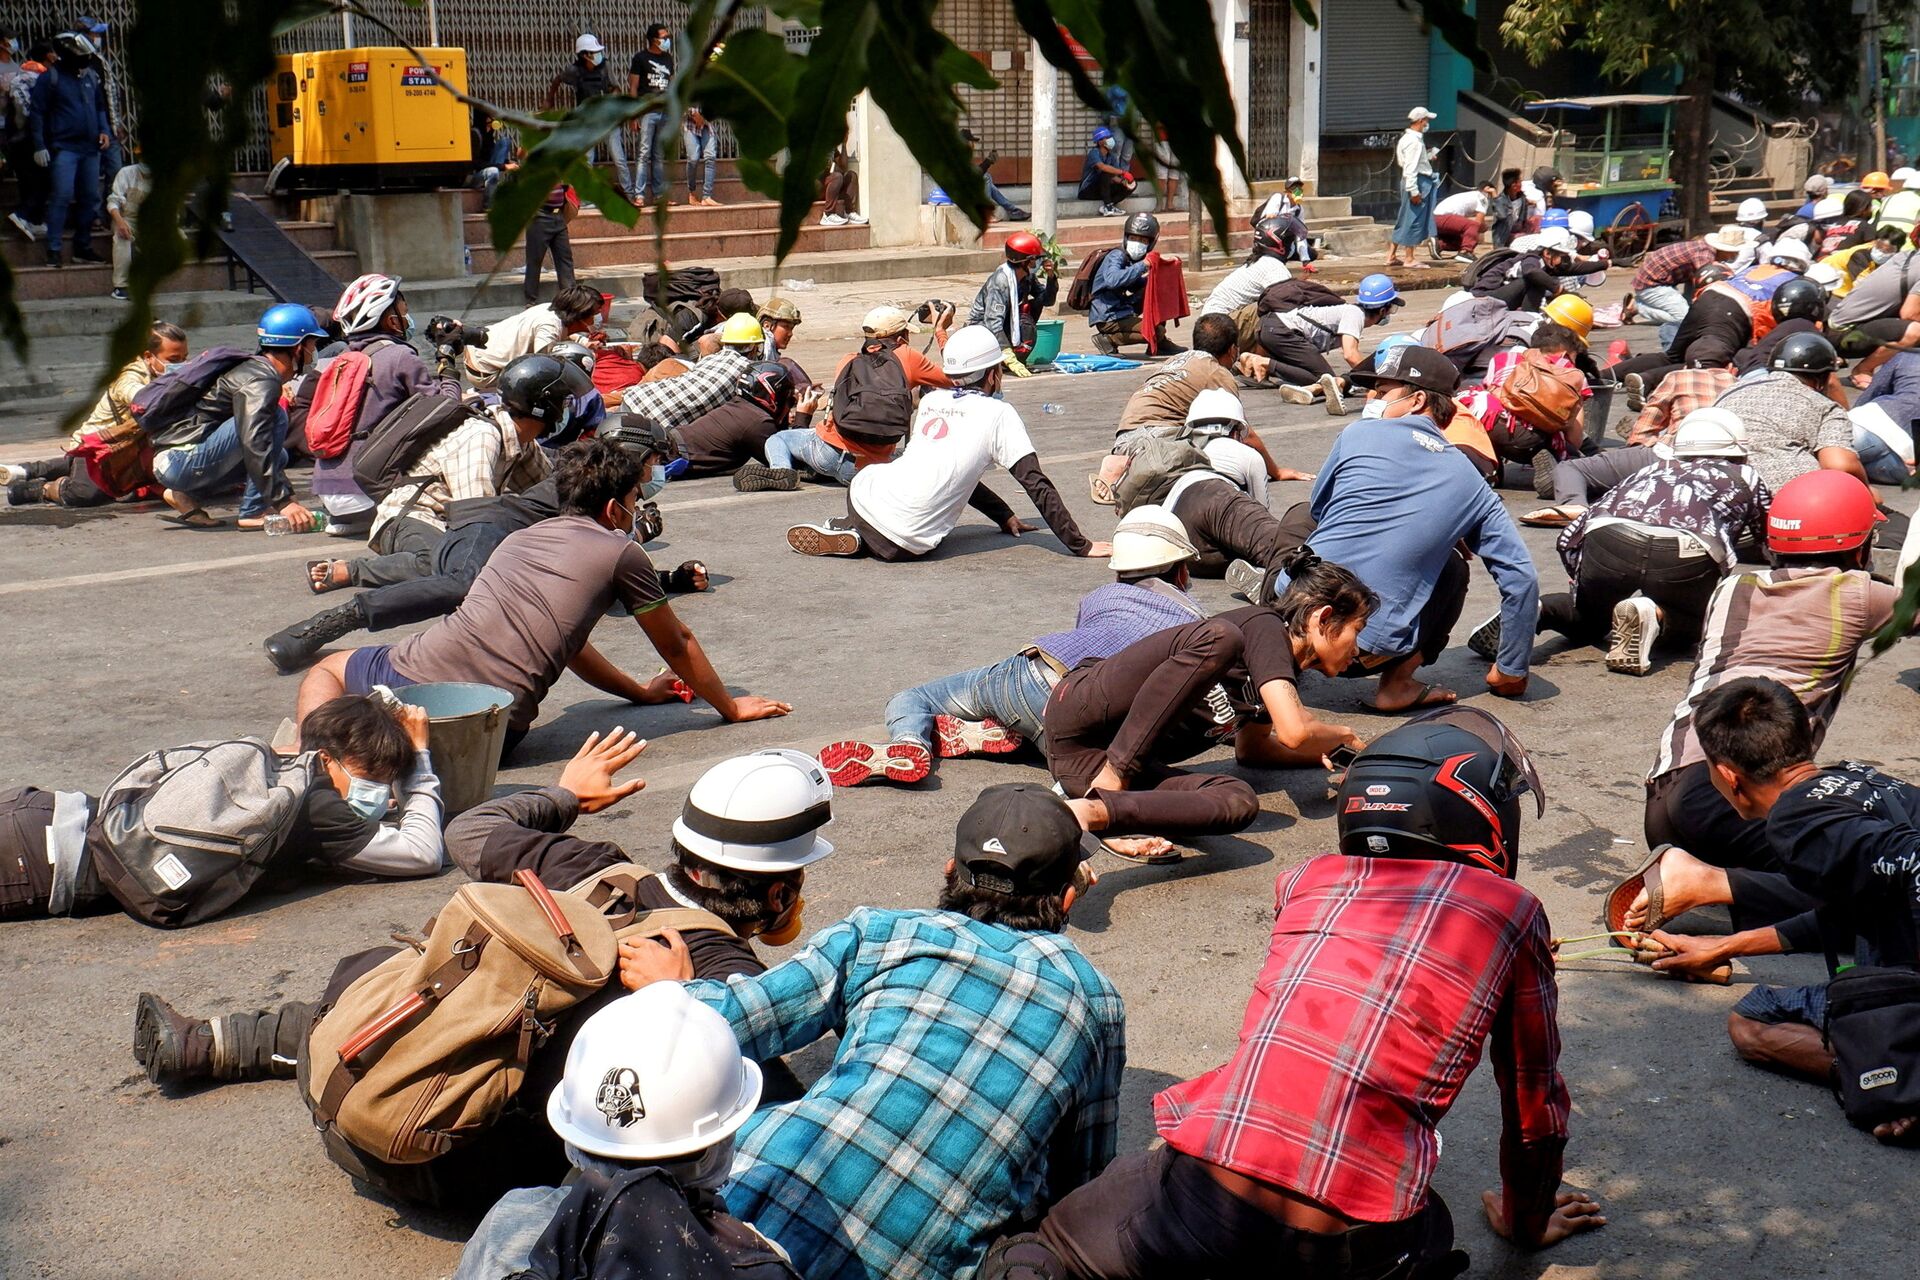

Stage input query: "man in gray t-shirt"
[
  {"left": 1831, "top": 248, "right": 1920, "bottom": 383},
  {"left": 1712, "top": 370, "right": 1862, "bottom": 492}
]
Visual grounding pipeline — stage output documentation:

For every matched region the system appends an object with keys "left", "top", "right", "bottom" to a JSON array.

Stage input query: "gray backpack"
[
  {"left": 1114, "top": 436, "right": 1212, "bottom": 514},
  {"left": 87, "top": 738, "right": 314, "bottom": 928}
]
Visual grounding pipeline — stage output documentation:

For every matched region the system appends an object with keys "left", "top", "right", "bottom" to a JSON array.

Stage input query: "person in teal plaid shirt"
[{"left": 623, "top": 783, "right": 1124, "bottom": 1280}]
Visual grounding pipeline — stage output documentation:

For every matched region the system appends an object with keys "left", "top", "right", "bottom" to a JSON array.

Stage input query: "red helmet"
[
  {"left": 1004, "top": 231, "right": 1044, "bottom": 262},
  {"left": 1766, "top": 470, "right": 1885, "bottom": 554}
]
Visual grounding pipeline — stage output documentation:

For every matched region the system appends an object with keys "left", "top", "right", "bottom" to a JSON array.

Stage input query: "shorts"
[
  {"left": 343, "top": 644, "right": 418, "bottom": 696},
  {"left": 1732, "top": 982, "right": 1828, "bottom": 1028}
]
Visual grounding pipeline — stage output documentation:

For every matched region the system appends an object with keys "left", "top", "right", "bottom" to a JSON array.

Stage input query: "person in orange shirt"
[{"left": 735, "top": 305, "right": 954, "bottom": 491}]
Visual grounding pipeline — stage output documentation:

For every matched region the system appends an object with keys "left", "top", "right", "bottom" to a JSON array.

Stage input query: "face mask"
[
  {"left": 1361, "top": 390, "right": 1413, "bottom": 420},
  {"left": 1124, "top": 239, "right": 1148, "bottom": 261},
  {"left": 640, "top": 463, "right": 667, "bottom": 501},
  {"left": 1098, "top": 140, "right": 1112, "bottom": 153},
  {"left": 401, "top": 313, "right": 417, "bottom": 340},
  {"left": 1873, "top": 247, "right": 1894, "bottom": 265},
  {"left": 585, "top": 52, "right": 602, "bottom": 66},
  {"left": 758, "top": 895, "right": 805, "bottom": 946},
  {"left": 341, "top": 770, "right": 392, "bottom": 821},
  {"left": 659, "top": 37, "right": 672, "bottom": 52}
]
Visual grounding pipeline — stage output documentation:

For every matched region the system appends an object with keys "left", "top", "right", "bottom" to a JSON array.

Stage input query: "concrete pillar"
[
  {"left": 337, "top": 191, "right": 467, "bottom": 280},
  {"left": 1288, "top": 7, "right": 1322, "bottom": 190},
  {"left": 1031, "top": 41, "right": 1058, "bottom": 236},
  {"left": 855, "top": 91, "right": 927, "bottom": 249},
  {"left": 1218, "top": 0, "right": 1251, "bottom": 201}
]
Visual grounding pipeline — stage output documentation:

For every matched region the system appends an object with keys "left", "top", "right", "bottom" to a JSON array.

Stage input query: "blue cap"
[
  {"left": 1541, "top": 208, "right": 1570, "bottom": 230},
  {"left": 257, "top": 302, "right": 326, "bottom": 347},
  {"left": 1093, "top": 126, "right": 1114, "bottom": 145},
  {"left": 78, "top": 16, "right": 107, "bottom": 33},
  {"left": 1357, "top": 273, "right": 1404, "bottom": 309}
]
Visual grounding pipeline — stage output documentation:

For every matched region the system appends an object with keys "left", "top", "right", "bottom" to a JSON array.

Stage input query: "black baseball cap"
[
  {"left": 1349, "top": 343, "right": 1460, "bottom": 394},
  {"left": 954, "top": 784, "right": 1086, "bottom": 895}
]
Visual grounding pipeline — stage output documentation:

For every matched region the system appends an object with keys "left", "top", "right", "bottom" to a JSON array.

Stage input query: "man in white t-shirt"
[
  {"left": 1199, "top": 221, "right": 1295, "bottom": 318},
  {"left": 461, "top": 285, "right": 604, "bottom": 389},
  {"left": 785, "top": 326, "right": 1109, "bottom": 562},
  {"left": 1434, "top": 182, "right": 1495, "bottom": 259}
]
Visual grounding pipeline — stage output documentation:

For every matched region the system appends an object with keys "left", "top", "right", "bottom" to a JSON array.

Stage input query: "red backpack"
[{"left": 303, "top": 344, "right": 387, "bottom": 460}]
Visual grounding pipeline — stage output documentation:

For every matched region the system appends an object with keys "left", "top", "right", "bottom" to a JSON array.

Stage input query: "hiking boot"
[
  {"left": 734, "top": 462, "right": 800, "bottom": 492},
  {"left": 786, "top": 521, "right": 862, "bottom": 557},
  {"left": 1090, "top": 331, "right": 1119, "bottom": 356},
  {"left": 1318, "top": 373, "right": 1348, "bottom": 416},
  {"left": 934, "top": 715, "right": 1023, "bottom": 758},
  {"left": 133, "top": 992, "right": 214, "bottom": 1090},
  {"left": 1530, "top": 448, "right": 1557, "bottom": 500},
  {"left": 263, "top": 597, "right": 368, "bottom": 674},
  {"left": 1623, "top": 372, "right": 1645, "bottom": 412},
  {"left": 1606, "top": 596, "right": 1660, "bottom": 675},
  {"left": 5, "top": 475, "right": 45, "bottom": 506},
  {"left": 1225, "top": 557, "right": 1267, "bottom": 604},
  {"left": 1466, "top": 611, "right": 1503, "bottom": 662},
  {"left": 817, "top": 740, "right": 932, "bottom": 787}
]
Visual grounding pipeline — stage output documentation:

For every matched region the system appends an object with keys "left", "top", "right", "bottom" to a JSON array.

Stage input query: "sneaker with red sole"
[
  {"left": 817, "top": 740, "right": 932, "bottom": 786},
  {"left": 933, "top": 715, "right": 1024, "bottom": 758},
  {"left": 1605, "top": 339, "right": 1629, "bottom": 367}
]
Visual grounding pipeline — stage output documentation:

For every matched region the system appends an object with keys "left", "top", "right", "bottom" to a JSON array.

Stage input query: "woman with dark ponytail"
[{"left": 1042, "top": 544, "right": 1378, "bottom": 863}]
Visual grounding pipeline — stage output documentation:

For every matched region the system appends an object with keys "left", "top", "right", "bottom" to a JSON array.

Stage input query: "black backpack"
[
  {"left": 1255, "top": 278, "right": 1344, "bottom": 316},
  {"left": 1463, "top": 247, "right": 1524, "bottom": 295},
  {"left": 1066, "top": 247, "right": 1114, "bottom": 312},
  {"left": 127, "top": 346, "right": 255, "bottom": 438},
  {"left": 830, "top": 342, "right": 915, "bottom": 441},
  {"left": 1825, "top": 966, "right": 1920, "bottom": 1130},
  {"left": 351, "top": 393, "right": 477, "bottom": 502}
]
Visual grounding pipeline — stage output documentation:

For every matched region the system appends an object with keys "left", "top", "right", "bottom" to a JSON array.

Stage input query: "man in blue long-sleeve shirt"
[
  {"left": 1090, "top": 213, "right": 1185, "bottom": 356},
  {"left": 29, "top": 32, "right": 109, "bottom": 268},
  {"left": 1851, "top": 348, "right": 1920, "bottom": 483},
  {"left": 1272, "top": 345, "right": 1539, "bottom": 709}
]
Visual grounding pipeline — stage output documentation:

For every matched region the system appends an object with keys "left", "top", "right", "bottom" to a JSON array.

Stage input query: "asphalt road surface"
[{"left": 2, "top": 302, "right": 1916, "bottom": 1280}]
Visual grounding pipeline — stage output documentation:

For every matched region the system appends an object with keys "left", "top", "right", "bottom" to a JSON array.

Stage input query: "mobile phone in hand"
[{"left": 1326, "top": 744, "right": 1360, "bottom": 771}]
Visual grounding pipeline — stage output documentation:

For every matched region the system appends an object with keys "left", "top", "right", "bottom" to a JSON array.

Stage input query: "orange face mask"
[{"left": 758, "top": 896, "right": 805, "bottom": 947}]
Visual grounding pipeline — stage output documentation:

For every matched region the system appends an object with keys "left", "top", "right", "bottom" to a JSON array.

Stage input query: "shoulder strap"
[{"left": 621, "top": 905, "right": 738, "bottom": 940}]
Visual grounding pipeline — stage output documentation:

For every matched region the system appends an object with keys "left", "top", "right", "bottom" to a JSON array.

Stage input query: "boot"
[
  {"left": 263, "top": 597, "right": 368, "bottom": 674},
  {"left": 208, "top": 1003, "right": 315, "bottom": 1081},
  {"left": 133, "top": 992, "right": 214, "bottom": 1090}
]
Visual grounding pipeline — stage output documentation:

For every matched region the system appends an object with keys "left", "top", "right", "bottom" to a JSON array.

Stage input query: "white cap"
[
  {"left": 862, "top": 305, "right": 915, "bottom": 336},
  {"left": 547, "top": 984, "right": 762, "bottom": 1160},
  {"left": 1109, "top": 504, "right": 1200, "bottom": 574},
  {"left": 1535, "top": 227, "right": 1578, "bottom": 254},
  {"left": 1705, "top": 223, "right": 1752, "bottom": 254},
  {"left": 1671, "top": 407, "right": 1749, "bottom": 458},
  {"left": 1184, "top": 387, "right": 1246, "bottom": 429},
  {"left": 1407, "top": 106, "right": 1438, "bottom": 122},
  {"left": 1767, "top": 237, "right": 1812, "bottom": 269},
  {"left": 575, "top": 33, "right": 605, "bottom": 54},
  {"left": 1804, "top": 174, "right": 1831, "bottom": 195},
  {"left": 1812, "top": 196, "right": 1844, "bottom": 220},
  {"left": 1566, "top": 210, "right": 1596, "bottom": 242},
  {"left": 671, "top": 749, "right": 834, "bottom": 872},
  {"left": 1736, "top": 197, "right": 1768, "bottom": 224},
  {"left": 941, "top": 324, "right": 1005, "bottom": 377},
  {"left": 1805, "top": 262, "right": 1844, "bottom": 290}
]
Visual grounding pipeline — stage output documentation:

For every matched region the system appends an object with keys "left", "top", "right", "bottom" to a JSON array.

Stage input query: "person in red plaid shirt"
[{"left": 985, "top": 707, "right": 1604, "bottom": 1280}]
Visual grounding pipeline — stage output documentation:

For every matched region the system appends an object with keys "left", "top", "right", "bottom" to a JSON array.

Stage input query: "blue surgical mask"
[
  {"left": 659, "top": 37, "right": 672, "bottom": 52},
  {"left": 640, "top": 463, "right": 667, "bottom": 501},
  {"left": 342, "top": 771, "right": 392, "bottom": 821},
  {"left": 402, "top": 313, "right": 417, "bottom": 340},
  {"left": 1873, "top": 247, "right": 1894, "bottom": 265},
  {"left": 1359, "top": 399, "right": 1389, "bottom": 419},
  {"left": 586, "top": 52, "right": 603, "bottom": 66}
]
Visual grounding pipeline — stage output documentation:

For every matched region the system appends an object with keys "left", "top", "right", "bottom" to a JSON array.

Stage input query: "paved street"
[{"left": 2, "top": 278, "right": 1916, "bottom": 1280}]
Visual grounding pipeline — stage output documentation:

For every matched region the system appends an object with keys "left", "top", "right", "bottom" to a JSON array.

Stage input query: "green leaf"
[
  {"left": 865, "top": 2, "right": 995, "bottom": 227},
  {"left": 693, "top": 29, "right": 805, "bottom": 205},
  {"left": 490, "top": 95, "right": 658, "bottom": 252},
  {"left": 773, "top": 0, "right": 874, "bottom": 259},
  {"left": 271, "top": 0, "right": 337, "bottom": 37}
]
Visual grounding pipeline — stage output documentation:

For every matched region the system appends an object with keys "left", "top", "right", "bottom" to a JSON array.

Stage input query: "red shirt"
[{"left": 1155, "top": 855, "right": 1569, "bottom": 1228}]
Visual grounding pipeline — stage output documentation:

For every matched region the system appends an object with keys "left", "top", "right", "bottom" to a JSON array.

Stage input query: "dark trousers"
[
  {"left": 358, "top": 521, "right": 509, "bottom": 632},
  {"left": 1645, "top": 762, "right": 1822, "bottom": 938},
  {"left": 9, "top": 455, "right": 111, "bottom": 507},
  {"left": 1080, "top": 172, "right": 1132, "bottom": 206},
  {"left": 1539, "top": 523, "right": 1723, "bottom": 648},
  {"left": 350, "top": 515, "right": 444, "bottom": 588},
  {"left": 523, "top": 210, "right": 575, "bottom": 302},
  {"left": 1044, "top": 617, "right": 1261, "bottom": 838},
  {"left": 1615, "top": 293, "right": 1750, "bottom": 387},
  {"left": 7, "top": 139, "right": 47, "bottom": 222},
  {"left": 841, "top": 493, "right": 920, "bottom": 562},
  {"left": 1030, "top": 1146, "right": 1459, "bottom": 1280},
  {"left": 1833, "top": 316, "right": 1911, "bottom": 357},
  {"left": 1550, "top": 445, "right": 1658, "bottom": 509},
  {"left": 1257, "top": 323, "right": 1337, "bottom": 387},
  {"left": 1173, "top": 480, "right": 1298, "bottom": 576},
  {"left": 823, "top": 170, "right": 857, "bottom": 218},
  {"left": 0, "top": 787, "right": 110, "bottom": 920}
]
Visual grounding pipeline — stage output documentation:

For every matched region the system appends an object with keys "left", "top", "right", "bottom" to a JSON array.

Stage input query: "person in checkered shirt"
[{"left": 987, "top": 708, "right": 1604, "bottom": 1280}]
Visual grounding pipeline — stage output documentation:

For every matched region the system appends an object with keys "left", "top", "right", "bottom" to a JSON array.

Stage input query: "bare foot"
[
  {"left": 308, "top": 560, "right": 350, "bottom": 593},
  {"left": 161, "top": 487, "right": 196, "bottom": 516},
  {"left": 1874, "top": 1115, "right": 1920, "bottom": 1145},
  {"left": 1098, "top": 833, "right": 1179, "bottom": 862},
  {"left": 1623, "top": 846, "right": 1729, "bottom": 932},
  {"left": 1096, "top": 455, "right": 1129, "bottom": 486}
]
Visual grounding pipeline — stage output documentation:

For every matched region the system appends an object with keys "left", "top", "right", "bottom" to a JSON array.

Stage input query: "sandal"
[
  {"left": 1604, "top": 844, "right": 1673, "bottom": 940},
  {"left": 1088, "top": 832, "right": 1182, "bottom": 864},
  {"left": 1368, "top": 681, "right": 1457, "bottom": 713},
  {"left": 1519, "top": 504, "right": 1586, "bottom": 528},
  {"left": 307, "top": 559, "right": 347, "bottom": 595},
  {"left": 159, "top": 507, "right": 225, "bottom": 529},
  {"left": 1088, "top": 473, "right": 1117, "bottom": 506}
]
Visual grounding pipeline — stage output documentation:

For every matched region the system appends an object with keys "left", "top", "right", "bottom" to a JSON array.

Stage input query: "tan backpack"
[
  {"left": 304, "top": 866, "right": 730, "bottom": 1166},
  {"left": 1499, "top": 350, "right": 1584, "bottom": 433}
]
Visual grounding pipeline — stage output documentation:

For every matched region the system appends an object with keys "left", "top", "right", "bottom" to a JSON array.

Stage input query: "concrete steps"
[{"left": 11, "top": 247, "right": 364, "bottom": 301}]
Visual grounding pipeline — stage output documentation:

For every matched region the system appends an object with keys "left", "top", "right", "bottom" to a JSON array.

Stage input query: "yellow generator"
[{"left": 266, "top": 47, "right": 472, "bottom": 194}]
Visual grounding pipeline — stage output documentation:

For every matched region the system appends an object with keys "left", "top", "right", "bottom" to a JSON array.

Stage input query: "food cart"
[{"left": 1523, "top": 93, "right": 1686, "bottom": 263}]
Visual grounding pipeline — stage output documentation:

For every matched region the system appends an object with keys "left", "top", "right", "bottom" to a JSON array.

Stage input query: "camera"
[
  {"left": 424, "top": 316, "right": 490, "bottom": 358},
  {"left": 914, "top": 299, "right": 955, "bottom": 326}
]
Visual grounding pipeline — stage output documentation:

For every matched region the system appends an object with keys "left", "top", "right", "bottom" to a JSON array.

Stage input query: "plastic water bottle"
[
  {"left": 264, "top": 511, "right": 328, "bottom": 536},
  {"left": 1041, "top": 403, "right": 1065, "bottom": 415},
  {"left": 462, "top": 245, "right": 474, "bottom": 276}
]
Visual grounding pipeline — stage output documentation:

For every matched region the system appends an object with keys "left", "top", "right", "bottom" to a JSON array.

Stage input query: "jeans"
[
  {"left": 634, "top": 112, "right": 668, "bottom": 201},
  {"left": 44, "top": 144, "right": 102, "bottom": 256},
  {"left": 984, "top": 173, "right": 1020, "bottom": 214},
  {"left": 886, "top": 653, "right": 1053, "bottom": 748},
  {"left": 151, "top": 408, "right": 289, "bottom": 518},
  {"left": 523, "top": 211, "right": 574, "bottom": 302},
  {"left": 1633, "top": 284, "right": 1690, "bottom": 349},
  {"left": 592, "top": 121, "right": 633, "bottom": 197},
  {"left": 1852, "top": 425, "right": 1913, "bottom": 484},
  {"left": 764, "top": 428, "right": 857, "bottom": 485},
  {"left": 684, "top": 124, "right": 716, "bottom": 199}
]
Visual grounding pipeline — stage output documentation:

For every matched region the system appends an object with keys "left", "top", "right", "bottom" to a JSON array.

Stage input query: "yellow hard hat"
[
  {"left": 1863, "top": 170, "right": 1893, "bottom": 193},
  {"left": 719, "top": 314, "right": 765, "bottom": 346},
  {"left": 1542, "top": 293, "right": 1594, "bottom": 339}
]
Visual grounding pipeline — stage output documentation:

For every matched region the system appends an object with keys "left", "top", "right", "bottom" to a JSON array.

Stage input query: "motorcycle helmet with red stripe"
[
  {"left": 742, "top": 360, "right": 796, "bottom": 425},
  {"left": 1336, "top": 707, "right": 1545, "bottom": 879}
]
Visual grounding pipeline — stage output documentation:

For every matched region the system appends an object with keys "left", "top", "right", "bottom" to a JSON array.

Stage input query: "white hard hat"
[
  {"left": 1184, "top": 387, "right": 1246, "bottom": 429},
  {"left": 1767, "top": 237, "right": 1812, "bottom": 269},
  {"left": 1109, "top": 504, "right": 1199, "bottom": 575},
  {"left": 941, "top": 324, "right": 1005, "bottom": 378},
  {"left": 1805, "top": 262, "right": 1844, "bottom": 291},
  {"left": 671, "top": 749, "right": 834, "bottom": 872},
  {"left": 1894, "top": 167, "right": 1919, "bottom": 183},
  {"left": 1535, "top": 227, "right": 1578, "bottom": 255},
  {"left": 1906, "top": 170, "right": 1920, "bottom": 191},
  {"left": 1812, "top": 196, "right": 1844, "bottom": 220},
  {"left": 1736, "top": 197, "right": 1768, "bottom": 224},
  {"left": 333, "top": 273, "right": 402, "bottom": 335},
  {"left": 1565, "top": 210, "right": 1596, "bottom": 242},
  {"left": 1671, "top": 407, "right": 1749, "bottom": 458},
  {"left": 575, "top": 33, "right": 605, "bottom": 54},
  {"left": 546, "top": 984, "right": 762, "bottom": 1161}
]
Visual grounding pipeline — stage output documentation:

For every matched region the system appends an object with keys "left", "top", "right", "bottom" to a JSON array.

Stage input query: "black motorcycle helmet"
[
  {"left": 1769, "top": 277, "right": 1828, "bottom": 325},
  {"left": 599, "top": 413, "right": 673, "bottom": 466},
  {"left": 1250, "top": 215, "right": 1296, "bottom": 261},
  {"left": 1693, "top": 263, "right": 1732, "bottom": 296},
  {"left": 1336, "top": 707, "right": 1545, "bottom": 879},
  {"left": 546, "top": 338, "right": 598, "bottom": 378},
  {"left": 742, "top": 361, "right": 796, "bottom": 424},
  {"left": 497, "top": 353, "right": 590, "bottom": 426},
  {"left": 1768, "top": 331, "right": 1841, "bottom": 377},
  {"left": 53, "top": 31, "right": 95, "bottom": 63},
  {"left": 1123, "top": 211, "right": 1160, "bottom": 249}
]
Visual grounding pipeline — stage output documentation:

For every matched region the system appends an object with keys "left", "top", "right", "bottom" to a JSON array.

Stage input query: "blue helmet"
[
  {"left": 1541, "top": 208, "right": 1571, "bottom": 231},
  {"left": 1375, "top": 333, "right": 1419, "bottom": 352},
  {"left": 1356, "top": 273, "right": 1403, "bottom": 310},
  {"left": 257, "top": 303, "right": 327, "bottom": 348},
  {"left": 1092, "top": 126, "right": 1114, "bottom": 145}
]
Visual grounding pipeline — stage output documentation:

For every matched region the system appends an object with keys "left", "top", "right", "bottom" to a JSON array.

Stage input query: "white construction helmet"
[
  {"left": 671, "top": 749, "right": 834, "bottom": 872},
  {"left": 546, "top": 984, "right": 762, "bottom": 1160},
  {"left": 942, "top": 324, "right": 1005, "bottom": 378},
  {"left": 1736, "top": 197, "right": 1768, "bottom": 224},
  {"left": 1109, "top": 503, "right": 1199, "bottom": 575},
  {"left": 1184, "top": 388, "right": 1247, "bottom": 436},
  {"left": 334, "top": 273, "right": 401, "bottom": 335},
  {"left": 1535, "top": 227, "right": 1578, "bottom": 255},
  {"left": 1805, "top": 261, "right": 1844, "bottom": 292},
  {"left": 1565, "top": 210, "right": 1596, "bottom": 242},
  {"left": 1670, "top": 407, "right": 1748, "bottom": 458},
  {"left": 1767, "top": 237, "right": 1812, "bottom": 270}
]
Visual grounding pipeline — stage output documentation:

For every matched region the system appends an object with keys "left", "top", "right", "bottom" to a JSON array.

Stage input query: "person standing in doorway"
[
  {"left": 1387, "top": 106, "right": 1440, "bottom": 270},
  {"left": 546, "top": 35, "right": 633, "bottom": 202},
  {"left": 628, "top": 24, "right": 675, "bottom": 207}
]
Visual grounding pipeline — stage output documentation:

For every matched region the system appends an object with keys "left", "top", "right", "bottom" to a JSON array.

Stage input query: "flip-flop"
[
  {"left": 1089, "top": 831, "right": 1183, "bottom": 864},
  {"left": 306, "top": 559, "right": 345, "bottom": 595},
  {"left": 1370, "top": 682, "right": 1457, "bottom": 713},
  {"left": 1520, "top": 505, "right": 1586, "bottom": 528},
  {"left": 1088, "top": 473, "right": 1118, "bottom": 506},
  {"left": 1605, "top": 843, "right": 1673, "bottom": 941},
  {"left": 159, "top": 508, "right": 225, "bottom": 529}
]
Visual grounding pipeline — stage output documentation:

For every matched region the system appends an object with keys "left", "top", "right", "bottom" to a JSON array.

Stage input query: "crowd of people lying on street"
[{"left": 4, "top": 180, "right": 1920, "bottom": 1280}]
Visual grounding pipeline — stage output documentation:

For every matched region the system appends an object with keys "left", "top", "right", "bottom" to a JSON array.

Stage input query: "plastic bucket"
[
  {"left": 394, "top": 683, "right": 513, "bottom": 816},
  {"left": 1028, "top": 319, "right": 1065, "bottom": 368},
  {"left": 1584, "top": 384, "right": 1615, "bottom": 448}
]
